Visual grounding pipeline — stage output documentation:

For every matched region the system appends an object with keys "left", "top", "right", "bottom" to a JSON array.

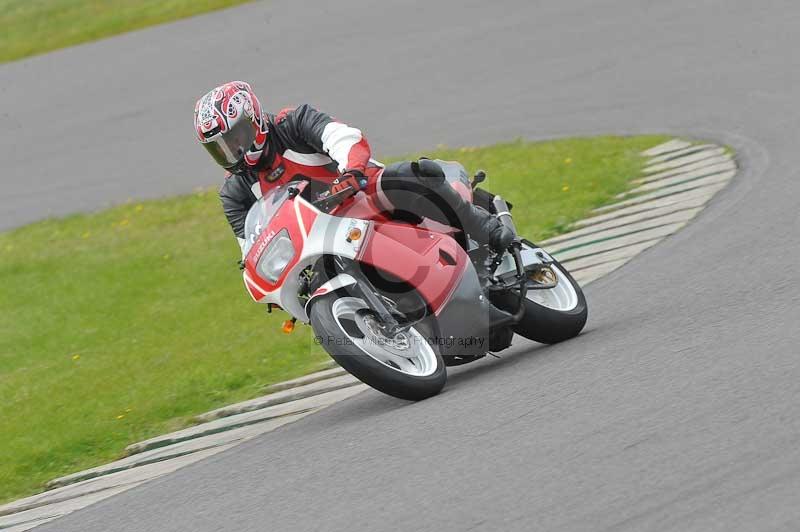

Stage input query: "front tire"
[{"left": 309, "top": 294, "right": 447, "bottom": 401}]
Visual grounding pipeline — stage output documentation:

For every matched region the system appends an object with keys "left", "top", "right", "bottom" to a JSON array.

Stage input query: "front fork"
[{"left": 342, "top": 261, "right": 403, "bottom": 334}]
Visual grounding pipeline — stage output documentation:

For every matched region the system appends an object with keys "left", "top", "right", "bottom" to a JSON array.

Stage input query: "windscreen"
[{"left": 242, "top": 182, "right": 301, "bottom": 256}]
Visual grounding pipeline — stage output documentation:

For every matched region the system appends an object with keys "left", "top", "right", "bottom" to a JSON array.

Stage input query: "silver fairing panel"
[{"left": 430, "top": 264, "right": 490, "bottom": 358}]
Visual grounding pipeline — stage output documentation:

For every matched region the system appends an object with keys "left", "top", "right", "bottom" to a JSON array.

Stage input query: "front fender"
[{"left": 304, "top": 273, "right": 357, "bottom": 315}]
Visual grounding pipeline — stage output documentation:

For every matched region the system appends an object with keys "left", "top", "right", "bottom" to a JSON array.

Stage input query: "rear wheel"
[
  {"left": 309, "top": 294, "right": 447, "bottom": 401},
  {"left": 497, "top": 261, "right": 588, "bottom": 344}
]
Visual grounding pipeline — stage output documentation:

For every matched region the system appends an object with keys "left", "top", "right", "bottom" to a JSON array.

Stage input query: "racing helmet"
[{"left": 194, "top": 81, "right": 269, "bottom": 170}]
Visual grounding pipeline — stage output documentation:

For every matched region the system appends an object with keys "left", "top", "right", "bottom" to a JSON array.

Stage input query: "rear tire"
[
  {"left": 309, "top": 293, "right": 447, "bottom": 401},
  {"left": 495, "top": 260, "right": 588, "bottom": 344}
]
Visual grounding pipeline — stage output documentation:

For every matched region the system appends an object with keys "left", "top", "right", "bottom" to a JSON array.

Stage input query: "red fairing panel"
[
  {"left": 295, "top": 199, "right": 319, "bottom": 235},
  {"left": 244, "top": 271, "right": 268, "bottom": 301},
  {"left": 358, "top": 222, "right": 468, "bottom": 312}
]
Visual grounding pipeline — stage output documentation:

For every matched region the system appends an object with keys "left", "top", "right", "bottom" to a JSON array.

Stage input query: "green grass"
[
  {"left": 0, "top": 135, "right": 668, "bottom": 503},
  {"left": 0, "top": 0, "right": 253, "bottom": 64}
]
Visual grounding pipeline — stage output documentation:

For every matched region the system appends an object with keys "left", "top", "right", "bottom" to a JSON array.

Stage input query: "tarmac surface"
[{"left": 3, "top": 0, "right": 799, "bottom": 530}]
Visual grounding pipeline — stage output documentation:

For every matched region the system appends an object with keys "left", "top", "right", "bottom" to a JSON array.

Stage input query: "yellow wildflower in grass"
[
  {"left": 564, "top": 158, "right": 572, "bottom": 165},
  {"left": 71, "top": 354, "right": 80, "bottom": 361},
  {"left": 116, "top": 414, "right": 125, "bottom": 420},
  {"left": 562, "top": 184, "right": 570, "bottom": 192}
]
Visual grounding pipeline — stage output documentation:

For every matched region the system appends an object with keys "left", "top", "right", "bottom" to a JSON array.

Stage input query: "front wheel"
[
  {"left": 308, "top": 294, "right": 447, "bottom": 401},
  {"left": 500, "top": 260, "right": 588, "bottom": 344}
]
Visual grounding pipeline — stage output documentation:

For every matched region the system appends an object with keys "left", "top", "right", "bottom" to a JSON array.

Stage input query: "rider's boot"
[{"left": 412, "top": 159, "right": 514, "bottom": 253}]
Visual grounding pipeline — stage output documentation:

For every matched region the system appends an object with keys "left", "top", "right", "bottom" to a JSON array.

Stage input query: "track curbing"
[{"left": 551, "top": 138, "right": 736, "bottom": 286}]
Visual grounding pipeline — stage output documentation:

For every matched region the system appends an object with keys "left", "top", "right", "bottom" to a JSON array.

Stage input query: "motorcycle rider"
[{"left": 194, "top": 81, "right": 513, "bottom": 254}]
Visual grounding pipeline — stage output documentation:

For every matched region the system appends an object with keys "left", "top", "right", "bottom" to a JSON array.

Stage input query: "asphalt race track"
[{"left": 5, "top": 0, "right": 800, "bottom": 530}]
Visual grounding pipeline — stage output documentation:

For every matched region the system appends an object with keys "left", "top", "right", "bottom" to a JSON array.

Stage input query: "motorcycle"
[{"left": 240, "top": 160, "right": 587, "bottom": 400}]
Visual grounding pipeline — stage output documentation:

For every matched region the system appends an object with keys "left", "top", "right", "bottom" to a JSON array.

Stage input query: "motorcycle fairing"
[{"left": 241, "top": 165, "right": 491, "bottom": 334}]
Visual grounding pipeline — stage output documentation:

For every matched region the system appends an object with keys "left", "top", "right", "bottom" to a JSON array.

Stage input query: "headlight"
[{"left": 256, "top": 229, "right": 294, "bottom": 283}]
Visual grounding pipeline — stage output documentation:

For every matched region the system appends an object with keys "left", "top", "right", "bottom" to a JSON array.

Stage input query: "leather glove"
[{"left": 330, "top": 170, "right": 366, "bottom": 197}]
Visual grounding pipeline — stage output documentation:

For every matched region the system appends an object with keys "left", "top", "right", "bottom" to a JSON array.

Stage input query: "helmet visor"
[{"left": 202, "top": 119, "right": 257, "bottom": 169}]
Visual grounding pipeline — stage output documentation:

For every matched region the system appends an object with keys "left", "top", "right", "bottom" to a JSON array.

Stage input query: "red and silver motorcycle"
[{"left": 240, "top": 161, "right": 587, "bottom": 400}]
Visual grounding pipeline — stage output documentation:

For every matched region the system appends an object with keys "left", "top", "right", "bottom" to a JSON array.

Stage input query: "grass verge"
[
  {"left": 0, "top": 0, "right": 253, "bottom": 64},
  {"left": 0, "top": 135, "right": 669, "bottom": 503}
]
